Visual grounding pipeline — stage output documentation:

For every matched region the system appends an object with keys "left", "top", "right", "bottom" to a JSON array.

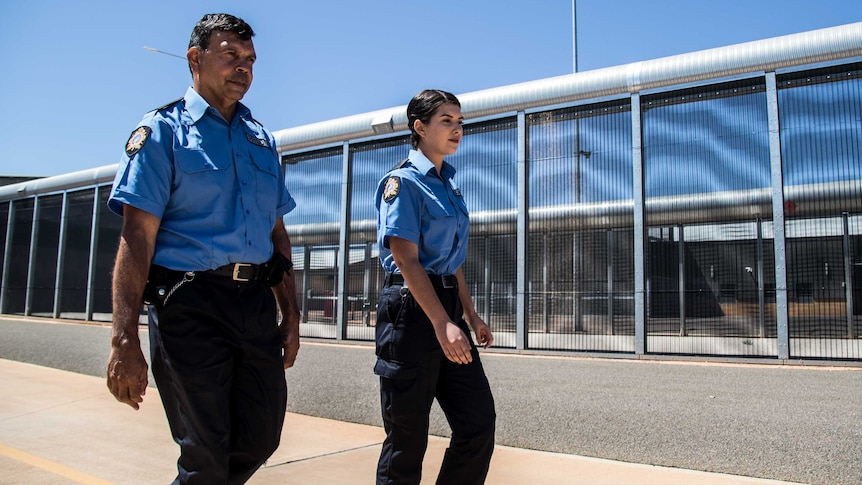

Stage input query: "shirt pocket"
[
  {"left": 175, "top": 148, "right": 230, "bottom": 173},
  {"left": 171, "top": 148, "right": 231, "bottom": 214},
  {"left": 248, "top": 144, "right": 279, "bottom": 177},
  {"left": 247, "top": 143, "right": 280, "bottom": 211},
  {"left": 452, "top": 194, "right": 469, "bottom": 216},
  {"left": 424, "top": 197, "right": 455, "bottom": 219}
]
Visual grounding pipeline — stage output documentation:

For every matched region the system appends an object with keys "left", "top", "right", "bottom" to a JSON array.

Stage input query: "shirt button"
[
  {"left": 242, "top": 180, "right": 248, "bottom": 185},
  {"left": 248, "top": 241, "right": 253, "bottom": 246},
  {"left": 246, "top": 209, "right": 251, "bottom": 214}
]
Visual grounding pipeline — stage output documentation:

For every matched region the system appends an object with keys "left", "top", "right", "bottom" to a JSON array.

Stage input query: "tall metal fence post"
[
  {"left": 516, "top": 111, "right": 528, "bottom": 350},
  {"left": 336, "top": 142, "right": 352, "bottom": 341},
  {"left": 632, "top": 94, "right": 646, "bottom": 355},
  {"left": 85, "top": 187, "right": 102, "bottom": 321},
  {"left": 302, "top": 244, "right": 310, "bottom": 323},
  {"left": 607, "top": 229, "right": 615, "bottom": 335},
  {"left": 0, "top": 200, "right": 15, "bottom": 314},
  {"left": 756, "top": 218, "right": 766, "bottom": 338},
  {"left": 766, "top": 72, "right": 790, "bottom": 360},
  {"left": 843, "top": 213, "right": 855, "bottom": 338},
  {"left": 53, "top": 193, "right": 69, "bottom": 319},
  {"left": 483, "top": 236, "right": 491, "bottom": 323},
  {"left": 25, "top": 196, "right": 40, "bottom": 316},
  {"left": 678, "top": 225, "right": 686, "bottom": 337}
]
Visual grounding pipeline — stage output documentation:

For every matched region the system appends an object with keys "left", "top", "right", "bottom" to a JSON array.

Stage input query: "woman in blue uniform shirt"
[{"left": 373, "top": 89, "right": 496, "bottom": 485}]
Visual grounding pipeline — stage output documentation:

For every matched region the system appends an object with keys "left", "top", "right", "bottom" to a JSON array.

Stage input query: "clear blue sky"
[{"left": 0, "top": 0, "right": 859, "bottom": 177}]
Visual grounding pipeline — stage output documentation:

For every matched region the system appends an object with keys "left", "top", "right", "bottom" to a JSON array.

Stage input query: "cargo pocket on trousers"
[
  {"left": 374, "top": 358, "right": 417, "bottom": 380},
  {"left": 374, "top": 359, "right": 421, "bottom": 425}
]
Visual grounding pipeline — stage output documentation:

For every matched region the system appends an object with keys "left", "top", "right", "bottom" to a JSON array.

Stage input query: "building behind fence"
[{"left": 1, "top": 23, "right": 861, "bottom": 362}]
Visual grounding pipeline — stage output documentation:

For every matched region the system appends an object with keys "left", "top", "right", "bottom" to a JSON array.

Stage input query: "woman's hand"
[
  {"left": 433, "top": 320, "right": 473, "bottom": 364},
  {"left": 467, "top": 314, "right": 494, "bottom": 349}
]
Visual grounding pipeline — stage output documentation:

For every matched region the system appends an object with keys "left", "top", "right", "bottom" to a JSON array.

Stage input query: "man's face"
[{"left": 189, "top": 30, "right": 256, "bottom": 107}]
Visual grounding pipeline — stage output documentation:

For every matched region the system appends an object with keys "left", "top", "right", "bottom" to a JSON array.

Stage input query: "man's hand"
[
  {"left": 280, "top": 311, "right": 301, "bottom": 369},
  {"left": 433, "top": 321, "right": 473, "bottom": 364},
  {"left": 106, "top": 336, "right": 149, "bottom": 410},
  {"left": 271, "top": 221, "right": 300, "bottom": 369}
]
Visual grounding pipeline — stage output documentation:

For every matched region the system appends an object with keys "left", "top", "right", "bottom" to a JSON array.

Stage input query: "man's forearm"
[
  {"left": 111, "top": 242, "right": 149, "bottom": 342},
  {"left": 270, "top": 221, "right": 300, "bottom": 321},
  {"left": 111, "top": 213, "right": 157, "bottom": 344}
]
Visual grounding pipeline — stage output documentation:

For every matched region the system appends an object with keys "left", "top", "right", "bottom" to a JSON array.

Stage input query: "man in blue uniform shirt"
[{"left": 105, "top": 13, "right": 301, "bottom": 484}]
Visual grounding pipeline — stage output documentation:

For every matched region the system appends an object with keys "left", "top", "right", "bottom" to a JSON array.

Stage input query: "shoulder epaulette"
[
  {"left": 152, "top": 97, "right": 184, "bottom": 113},
  {"left": 388, "top": 158, "right": 410, "bottom": 172}
]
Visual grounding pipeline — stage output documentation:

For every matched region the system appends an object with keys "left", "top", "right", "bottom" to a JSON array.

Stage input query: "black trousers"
[
  {"left": 374, "top": 282, "right": 496, "bottom": 485},
  {"left": 148, "top": 272, "right": 287, "bottom": 485}
]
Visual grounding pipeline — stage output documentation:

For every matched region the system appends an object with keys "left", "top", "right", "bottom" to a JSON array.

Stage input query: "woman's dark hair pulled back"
[{"left": 407, "top": 89, "right": 461, "bottom": 148}]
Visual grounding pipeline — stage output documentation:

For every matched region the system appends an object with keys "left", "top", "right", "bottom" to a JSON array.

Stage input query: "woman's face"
[{"left": 415, "top": 103, "right": 463, "bottom": 162}]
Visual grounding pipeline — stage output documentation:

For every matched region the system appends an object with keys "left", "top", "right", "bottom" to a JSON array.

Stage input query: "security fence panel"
[
  {"left": 348, "top": 136, "right": 410, "bottom": 340},
  {"left": 651, "top": 222, "right": 778, "bottom": 355},
  {"left": 526, "top": 101, "right": 634, "bottom": 352},
  {"left": 3, "top": 198, "right": 34, "bottom": 315},
  {"left": 58, "top": 189, "right": 95, "bottom": 319},
  {"left": 465, "top": 233, "right": 517, "bottom": 337},
  {"left": 642, "top": 78, "right": 775, "bottom": 357},
  {"left": 92, "top": 187, "right": 122, "bottom": 320},
  {"left": 784, "top": 218, "right": 860, "bottom": 359},
  {"left": 448, "top": 118, "right": 518, "bottom": 348},
  {"left": 778, "top": 63, "right": 862, "bottom": 359},
  {"left": 283, "top": 148, "right": 343, "bottom": 338},
  {"left": 29, "top": 194, "right": 63, "bottom": 317}
]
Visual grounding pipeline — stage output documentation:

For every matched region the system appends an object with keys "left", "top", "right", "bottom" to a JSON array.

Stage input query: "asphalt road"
[{"left": 1, "top": 316, "right": 860, "bottom": 485}]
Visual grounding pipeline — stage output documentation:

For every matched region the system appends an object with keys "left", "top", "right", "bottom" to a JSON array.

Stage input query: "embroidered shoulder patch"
[
  {"left": 383, "top": 176, "right": 401, "bottom": 203},
  {"left": 125, "top": 126, "right": 151, "bottom": 157}
]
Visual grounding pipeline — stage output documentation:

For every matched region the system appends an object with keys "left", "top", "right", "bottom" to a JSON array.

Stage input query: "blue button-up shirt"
[
  {"left": 375, "top": 149, "right": 470, "bottom": 275},
  {"left": 108, "top": 87, "right": 295, "bottom": 271}
]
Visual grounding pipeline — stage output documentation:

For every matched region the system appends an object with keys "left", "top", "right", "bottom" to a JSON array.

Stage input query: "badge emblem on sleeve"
[
  {"left": 383, "top": 176, "right": 401, "bottom": 203},
  {"left": 125, "top": 126, "right": 152, "bottom": 157}
]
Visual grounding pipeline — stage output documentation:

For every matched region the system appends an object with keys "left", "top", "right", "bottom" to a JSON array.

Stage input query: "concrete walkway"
[{"left": 0, "top": 359, "right": 802, "bottom": 485}]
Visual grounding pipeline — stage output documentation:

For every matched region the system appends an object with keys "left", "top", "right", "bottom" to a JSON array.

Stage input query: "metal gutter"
[{"left": 0, "top": 165, "right": 117, "bottom": 201}]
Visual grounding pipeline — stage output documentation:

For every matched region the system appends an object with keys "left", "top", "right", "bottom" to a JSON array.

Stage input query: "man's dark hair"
[
  {"left": 188, "top": 13, "right": 255, "bottom": 50},
  {"left": 407, "top": 89, "right": 461, "bottom": 148}
]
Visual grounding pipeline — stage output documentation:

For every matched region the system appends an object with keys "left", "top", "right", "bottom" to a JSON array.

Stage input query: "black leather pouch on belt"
[
  {"left": 142, "top": 265, "right": 184, "bottom": 305},
  {"left": 262, "top": 253, "right": 293, "bottom": 287}
]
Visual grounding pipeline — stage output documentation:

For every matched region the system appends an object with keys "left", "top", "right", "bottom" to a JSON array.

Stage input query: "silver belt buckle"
[
  {"left": 441, "top": 275, "right": 454, "bottom": 288},
  {"left": 232, "top": 263, "right": 252, "bottom": 282}
]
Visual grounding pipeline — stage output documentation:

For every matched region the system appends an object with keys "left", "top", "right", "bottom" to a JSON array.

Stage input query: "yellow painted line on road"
[{"left": 0, "top": 443, "right": 116, "bottom": 485}]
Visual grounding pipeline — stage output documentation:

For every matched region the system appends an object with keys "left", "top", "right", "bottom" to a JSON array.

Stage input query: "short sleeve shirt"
[
  {"left": 375, "top": 149, "right": 470, "bottom": 275},
  {"left": 108, "top": 87, "right": 295, "bottom": 271}
]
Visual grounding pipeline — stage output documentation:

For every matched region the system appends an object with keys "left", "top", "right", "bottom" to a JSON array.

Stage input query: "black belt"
[
  {"left": 205, "top": 263, "right": 267, "bottom": 282},
  {"left": 385, "top": 272, "right": 457, "bottom": 289}
]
